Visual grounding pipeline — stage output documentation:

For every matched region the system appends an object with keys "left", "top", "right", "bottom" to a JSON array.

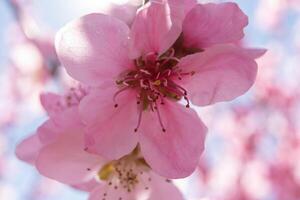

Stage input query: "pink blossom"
[
  {"left": 55, "top": 1, "right": 264, "bottom": 178},
  {"left": 16, "top": 91, "right": 184, "bottom": 200}
]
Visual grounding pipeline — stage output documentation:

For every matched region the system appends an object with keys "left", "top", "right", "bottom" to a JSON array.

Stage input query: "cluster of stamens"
[
  {"left": 113, "top": 48, "right": 195, "bottom": 132},
  {"left": 96, "top": 152, "right": 152, "bottom": 200},
  {"left": 51, "top": 85, "right": 88, "bottom": 112}
]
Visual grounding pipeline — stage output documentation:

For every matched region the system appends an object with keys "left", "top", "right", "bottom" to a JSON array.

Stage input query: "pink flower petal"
[
  {"left": 182, "top": 3, "right": 248, "bottom": 48},
  {"left": 139, "top": 101, "right": 207, "bottom": 178},
  {"left": 37, "top": 119, "right": 61, "bottom": 145},
  {"left": 244, "top": 48, "right": 267, "bottom": 59},
  {"left": 36, "top": 122, "right": 104, "bottom": 185},
  {"left": 15, "top": 133, "right": 42, "bottom": 165},
  {"left": 72, "top": 179, "right": 98, "bottom": 192},
  {"left": 151, "top": 0, "right": 196, "bottom": 15},
  {"left": 170, "top": 0, "right": 197, "bottom": 14},
  {"left": 148, "top": 172, "right": 184, "bottom": 200},
  {"left": 79, "top": 87, "right": 139, "bottom": 160},
  {"left": 55, "top": 13, "right": 133, "bottom": 86},
  {"left": 88, "top": 184, "right": 131, "bottom": 200},
  {"left": 179, "top": 44, "right": 258, "bottom": 106},
  {"left": 37, "top": 107, "right": 81, "bottom": 144},
  {"left": 40, "top": 92, "right": 63, "bottom": 117},
  {"left": 129, "top": 1, "right": 183, "bottom": 58}
]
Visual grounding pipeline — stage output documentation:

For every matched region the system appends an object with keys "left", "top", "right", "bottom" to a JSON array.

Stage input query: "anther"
[
  {"left": 184, "top": 96, "right": 190, "bottom": 108},
  {"left": 113, "top": 86, "right": 130, "bottom": 107}
]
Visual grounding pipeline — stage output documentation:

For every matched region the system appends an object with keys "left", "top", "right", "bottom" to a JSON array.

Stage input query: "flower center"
[
  {"left": 96, "top": 150, "right": 152, "bottom": 199},
  {"left": 114, "top": 48, "right": 195, "bottom": 132}
]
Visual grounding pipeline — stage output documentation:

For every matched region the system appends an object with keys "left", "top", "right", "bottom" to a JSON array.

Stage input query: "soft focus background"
[{"left": 1, "top": 0, "right": 300, "bottom": 200}]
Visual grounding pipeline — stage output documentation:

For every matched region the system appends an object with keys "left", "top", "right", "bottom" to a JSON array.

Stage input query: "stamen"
[
  {"left": 154, "top": 102, "right": 166, "bottom": 132},
  {"left": 140, "top": 69, "right": 151, "bottom": 75},
  {"left": 113, "top": 86, "right": 130, "bottom": 107},
  {"left": 184, "top": 96, "right": 190, "bottom": 108},
  {"left": 180, "top": 71, "right": 196, "bottom": 76},
  {"left": 115, "top": 48, "right": 192, "bottom": 134},
  {"left": 134, "top": 108, "right": 143, "bottom": 132},
  {"left": 140, "top": 79, "right": 149, "bottom": 89},
  {"left": 155, "top": 72, "right": 161, "bottom": 80},
  {"left": 173, "top": 82, "right": 188, "bottom": 95}
]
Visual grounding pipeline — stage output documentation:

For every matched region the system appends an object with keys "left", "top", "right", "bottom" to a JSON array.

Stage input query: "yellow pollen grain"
[
  {"left": 98, "top": 163, "right": 115, "bottom": 180},
  {"left": 153, "top": 80, "right": 161, "bottom": 86}
]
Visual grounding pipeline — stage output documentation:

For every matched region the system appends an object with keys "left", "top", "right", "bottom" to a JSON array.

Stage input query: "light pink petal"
[
  {"left": 165, "top": 0, "right": 197, "bottom": 15},
  {"left": 72, "top": 179, "right": 98, "bottom": 192},
  {"left": 179, "top": 44, "right": 258, "bottom": 106},
  {"left": 37, "top": 119, "right": 61, "bottom": 145},
  {"left": 37, "top": 107, "right": 81, "bottom": 144},
  {"left": 79, "top": 87, "right": 139, "bottom": 160},
  {"left": 147, "top": 172, "right": 184, "bottom": 200},
  {"left": 88, "top": 184, "right": 132, "bottom": 200},
  {"left": 150, "top": 0, "right": 196, "bottom": 13},
  {"left": 15, "top": 133, "right": 43, "bottom": 165},
  {"left": 129, "top": 1, "right": 183, "bottom": 58},
  {"left": 139, "top": 101, "right": 207, "bottom": 178},
  {"left": 40, "top": 92, "right": 63, "bottom": 116},
  {"left": 56, "top": 13, "right": 133, "bottom": 86},
  {"left": 183, "top": 3, "right": 248, "bottom": 48},
  {"left": 36, "top": 123, "right": 104, "bottom": 185},
  {"left": 244, "top": 48, "right": 267, "bottom": 59}
]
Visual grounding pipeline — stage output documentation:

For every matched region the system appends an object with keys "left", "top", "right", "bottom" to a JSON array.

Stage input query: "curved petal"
[
  {"left": 56, "top": 13, "right": 133, "bottom": 86},
  {"left": 72, "top": 179, "right": 98, "bottom": 192},
  {"left": 244, "top": 48, "right": 267, "bottom": 59},
  {"left": 88, "top": 184, "right": 132, "bottom": 200},
  {"left": 147, "top": 172, "right": 184, "bottom": 200},
  {"left": 40, "top": 92, "right": 62, "bottom": 116},
  {"left": 15, "top": 133, "right": 43, "bottom": 165},
  {"left": 151, "top": 0, "right": 196, "bottom": 16},
  {"left": 36, "top": 123, "right": 104, "bottom": 185},
  {"left": 37, "top": 107, "right": 81, "bottom": 144},
  {"left": 182, "top": 3, "right": 248, "bottom": 48},
  {"left": 179, "top": 44, "right": 258, "bottom": 106},
  {"left": 139, "top": 102, "right": 207, "bottom": 178},
  {"left": 169, "top": 0, "right": 197, "bottom": 15},
  {"left": 79, "top": 87, "right": 139, "bottom": 160},
  {"left": 129, "top": 1, "right": 184, "bottom": 58},
  {"left": 37, "top": 119, "right": 61, "bottom": 145}
]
